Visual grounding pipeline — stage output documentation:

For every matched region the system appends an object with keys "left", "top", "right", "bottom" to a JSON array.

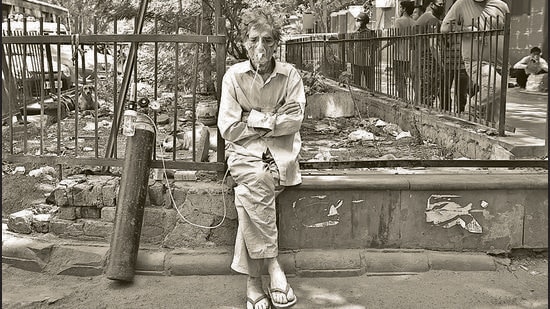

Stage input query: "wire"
[{"left": 142, "top": 113, "right": 228, "bottom": 229}]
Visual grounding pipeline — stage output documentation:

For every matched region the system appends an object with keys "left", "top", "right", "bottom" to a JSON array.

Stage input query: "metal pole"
[
  {"left": 106, "top": 112, "right": 155, "bottom": 282},
  {"left": 104, "top": 0, "right": 149, "bottom": 160}
]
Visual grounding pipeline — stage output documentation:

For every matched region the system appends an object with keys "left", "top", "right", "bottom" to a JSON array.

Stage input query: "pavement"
[
  {"left": 2, "top": 220, "right": 521, "bottom": 278},
  {"left": 505, "top": 86, "right": 547, "bottom": 141}
]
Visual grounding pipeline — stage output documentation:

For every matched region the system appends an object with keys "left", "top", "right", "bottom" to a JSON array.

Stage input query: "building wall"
[{"left": 509, "top": 0, "right": 547, "bottom": 64}]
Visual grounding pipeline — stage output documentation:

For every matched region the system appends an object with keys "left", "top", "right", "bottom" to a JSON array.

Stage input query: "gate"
[{"left": 2, "top": 0, "right": 227, "bottom": 177}]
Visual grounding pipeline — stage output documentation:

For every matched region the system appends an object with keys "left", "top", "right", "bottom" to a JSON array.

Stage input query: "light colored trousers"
[
  {"left": 461, "top": 34, "right": 504, "bottom": 122},
  {"left": 227, "top": 150, "right": 283, "bottom": 276}
]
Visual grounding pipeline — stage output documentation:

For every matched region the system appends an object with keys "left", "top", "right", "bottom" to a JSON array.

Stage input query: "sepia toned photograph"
[{"left": 2, "top": 0, "right": 547, "bottom": 308}]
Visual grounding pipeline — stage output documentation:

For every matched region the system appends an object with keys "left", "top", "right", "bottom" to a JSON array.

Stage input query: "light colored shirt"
[
  {"left": 416, "top": 11, "right": 440, "bottom": 28},
  {"left": 392, "top": 15, "right": 416, "bottom": 61},
  {"left": 218, "top": 59, "right": 306, "bottom": 186},
  {"left": 441, "top": 0, "right": 509, "bottom": 33},
  {"left": 513, "top": 55, "right": 549, "bottom": 73}
]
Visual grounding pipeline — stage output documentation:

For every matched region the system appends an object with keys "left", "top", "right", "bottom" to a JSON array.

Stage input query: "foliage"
[
  {"left": 39, "top": 0, "right": 309, "bottom": 95},
  {"left": 301, "top": 61, "right": 331, "bottom": 96}
]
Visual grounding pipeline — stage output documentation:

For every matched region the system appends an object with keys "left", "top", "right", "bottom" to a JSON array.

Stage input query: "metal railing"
[
  {"left": 285, "top": 14, "right": 512, "bottom": 135},
  {"left": 2, "top": 5, "right": 227, "bottom": 177}
]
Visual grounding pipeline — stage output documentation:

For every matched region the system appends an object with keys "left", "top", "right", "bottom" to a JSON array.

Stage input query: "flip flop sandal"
[
  {"left": 247, "top": 293, "right": 271, "bottom": 309},
  {"left": 268, "top": 284, "right": 297, "bottom": 308}
]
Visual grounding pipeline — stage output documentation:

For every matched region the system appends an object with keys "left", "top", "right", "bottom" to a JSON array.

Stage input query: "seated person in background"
[{"left": 512, "top": 47, "right": 548, "bottom": 89}]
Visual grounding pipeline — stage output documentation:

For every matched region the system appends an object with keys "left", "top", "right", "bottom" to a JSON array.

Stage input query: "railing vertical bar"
[
  {"left": 112, "top": 19, "right": 118, "bottom": 159},
  {"left": 153, "top": 14, "right": 158, "bottom": 161},
  {"left": 173, "top": 21, "right": 179, "bottom": 161},
  {"left": 94, "top": 17, "right": 99, "bottom": 157},
  {"left": 215, "top": 0, "right": 226, "bottom": 168},
  {"left": 22, "top": 19, "right": 28, "bottom": 154},
  {"left": 56, "top": 16, "right": 62, "bottom": 154},
  {"left": 191, "top": 15, "right": 201, "bottom": 162},
  {"left": 39, "top": 18, "right": 45, "bottom": 155},
  {"left": 498, "top": 14, "right": 511, "bottom": 136}
]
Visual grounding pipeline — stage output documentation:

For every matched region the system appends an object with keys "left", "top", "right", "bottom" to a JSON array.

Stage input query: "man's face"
[
  {"left": 531, "top": 52, "right": 541, "bottom": 61},
  {"left": 245, "top": 25, "right": 277, "bottom": 69},
  {"left": 431, "top": 0, "right": 445, "bottom": 17}
]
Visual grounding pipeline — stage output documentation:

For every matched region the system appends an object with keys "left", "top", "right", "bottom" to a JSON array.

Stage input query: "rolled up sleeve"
[{"left": 218, "top": 72, "right": 260, "bottom": 144}]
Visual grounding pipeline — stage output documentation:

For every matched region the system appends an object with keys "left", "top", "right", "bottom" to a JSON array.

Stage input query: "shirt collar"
[{"left": 234, "top": 58, "right": 291, "bottom": 77}]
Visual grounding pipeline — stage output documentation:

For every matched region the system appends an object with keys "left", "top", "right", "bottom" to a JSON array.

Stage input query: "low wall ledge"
[{"left": 289, "top": 173, "right": 548, "bottom": 191}]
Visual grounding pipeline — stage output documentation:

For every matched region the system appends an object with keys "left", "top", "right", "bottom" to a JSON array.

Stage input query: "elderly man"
[{"left": 217, "top": 8, "right": 304, "bottom": 309}]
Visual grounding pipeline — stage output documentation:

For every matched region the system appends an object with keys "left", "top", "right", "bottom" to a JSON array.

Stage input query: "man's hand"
[
  {"left": 276, "top": 101, "right": 301, "bottom": 115},
  {"left": 241, "top": 111, "right": 250, "bottom": 122}
]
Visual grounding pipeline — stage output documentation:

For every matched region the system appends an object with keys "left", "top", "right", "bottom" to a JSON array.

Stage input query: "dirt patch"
[{"left": 1, "top": 172, "right": 51, "bottom": 217}]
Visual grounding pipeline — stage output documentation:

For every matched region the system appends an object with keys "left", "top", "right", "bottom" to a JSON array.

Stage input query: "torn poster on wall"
[
  {"left": 291, "top": 196, "right": 345, "bottom": 228},
  {"left": 425, "top": 195, "right": 487, "bottom": 233}
]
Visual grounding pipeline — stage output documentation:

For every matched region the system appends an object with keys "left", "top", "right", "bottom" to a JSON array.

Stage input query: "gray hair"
[{"left": 239, "top": 8, "right": 282, "bottom": 44}]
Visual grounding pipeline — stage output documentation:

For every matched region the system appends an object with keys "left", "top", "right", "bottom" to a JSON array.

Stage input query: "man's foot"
[
  {"left": 247, "top": 276, "right": 270, "bottom": 309},
  {"left": 267, "top": 259, "right": 296, "bottom": 308}
]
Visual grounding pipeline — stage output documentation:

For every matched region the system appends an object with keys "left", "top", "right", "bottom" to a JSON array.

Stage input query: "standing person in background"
[
  {"left": 412, "top": 5, "right": 425, "bottom": 21},
  {"left": 218, "top": 8, "right": 304, "bottom": 309},
  {"left": 440, "top": 0, "right": 509, "bottom": 122},
  {"left": 414, "top": 0, "right": 445, "bottom": 107},
  {"left": 511, "top": 46, "right": 548, "bottom": 89},
  {"left": 439, "top": 20, "right": 472, "bottom": 113},
  {"left": 391, "top": 0, "right": 416, "bottom": 100},
  {"left": 352, "top": 12, "right": 378, "bottom": 91},
  {"left": 355, "top": 11, "right": 371, "bottom": 33}
]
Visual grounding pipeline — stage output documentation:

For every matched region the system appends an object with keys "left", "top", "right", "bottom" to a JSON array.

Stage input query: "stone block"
[
  {"left": 140, "top": 208, "right": 174, "bottom": 244},
  {"left": 101, "top": 207, "right": 116, "bottom": 222},
  {"left": 148, "top": 181, "right": 166, "bottom": 206},
  {"left": 50, "top": 219, "right": 85, "bottom": 237},
  {"left": 174, "top": 171, "right": 197, "bottom": 181},
  {"left": 167, "top": 252, "right": 233, "bottom": 275},
  {"left": 428, "top": 252, "right": 496, "bottom": 271},
  {"left": 72, "top": 182, "right": 101, "bottom": 207},
  {"left": 49, "top": 218, "right": 72, "bottom": 235},
  {"left": 206, "top": 218, "right": 237, "bottom": 246},
  {"left": 364, "top": 252, "right": 429, "bottom": 273},
  {"left": 7, "top": 209, "right": 34, "bottom": 234},
  {"left": 295, "top": 249, "right": 362, "bottom": 271},
  {"left": 78, "top": 207, "right": 101, "bottom": 219},
  {"left": 136, "top": 250, "right": 166, "bottom": 271},
  {"left": 52, "top": 188, "right": 71, "bottom": 206},
  {"left": 101, "top": 177, "right": 119, "bottom": 207},
  {"left": 45, "top": 245, "right": 109, "bottom": 276},
  {"left": 2, "top": 236, "right": 53, "bottom": 265},
  {"left": 82, "top": 219, "right": 113, "bottom": 238},
  {"left": 32, "top": 213, "right": 51, "bottom": 233},
  {"left": 162, "top": 213, "right": 214, "bottom": 248},
  {"left": 56, "top": 206, "right": 77, "bottom": 220},
  {"left": 165, "top": 182, "right": 188, "bottom": 209},
  {"left": 179, "top": 191, "right": 237, "bottom": 220}
]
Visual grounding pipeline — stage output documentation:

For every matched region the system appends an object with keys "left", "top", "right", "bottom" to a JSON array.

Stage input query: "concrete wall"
[{"left": 278, "top": 174, "right": 548, "bottom": 252}]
